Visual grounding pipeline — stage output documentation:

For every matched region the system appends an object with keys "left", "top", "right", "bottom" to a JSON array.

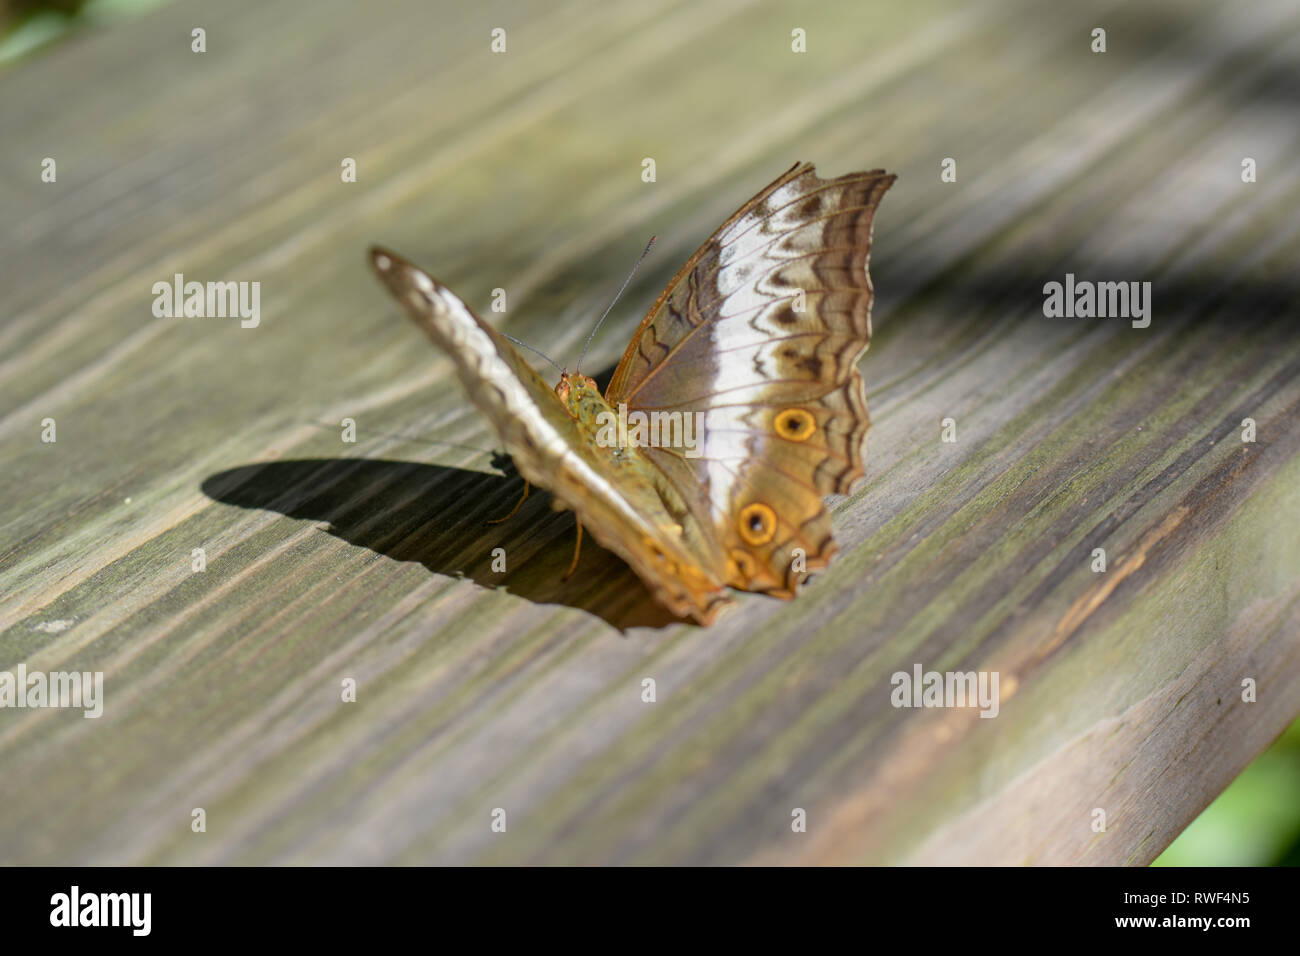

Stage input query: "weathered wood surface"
[{"left": 1, "top": 0, "right": 1298, "bottom": 865}]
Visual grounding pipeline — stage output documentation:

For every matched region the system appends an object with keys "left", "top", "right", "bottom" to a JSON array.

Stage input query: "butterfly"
[{"left": 370, "top": 162, "right": 894, "bottom": 624}]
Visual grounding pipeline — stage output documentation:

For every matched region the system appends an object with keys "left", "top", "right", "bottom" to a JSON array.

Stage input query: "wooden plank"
[{"left": 1, "top": 0, "right": 1298, "bottom": 865}]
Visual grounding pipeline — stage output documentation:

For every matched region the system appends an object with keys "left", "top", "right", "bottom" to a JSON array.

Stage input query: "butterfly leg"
[
  {"left": 486, "top": 479, "right": 530, "bottom": 525},
  {"left": 563, "top": 520, "right": 583, "bottom": 580}
]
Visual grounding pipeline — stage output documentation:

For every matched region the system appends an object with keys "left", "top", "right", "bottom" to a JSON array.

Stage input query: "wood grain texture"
[{"left": 1, "top": 0, "right": 1298, "bottom": 865}]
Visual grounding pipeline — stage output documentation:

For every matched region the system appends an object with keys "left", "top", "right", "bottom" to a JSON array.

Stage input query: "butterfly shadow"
[{"left": 200, "top": 455, "right": 682, "bottom": 631}]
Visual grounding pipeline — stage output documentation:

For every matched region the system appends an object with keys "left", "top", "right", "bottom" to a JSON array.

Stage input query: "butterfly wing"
[
  {"left": 605, "top": 163, "right": 895, "bottom": 595},
  {"left": 370, "top": 247, "right": 733, "bottom": 623}
]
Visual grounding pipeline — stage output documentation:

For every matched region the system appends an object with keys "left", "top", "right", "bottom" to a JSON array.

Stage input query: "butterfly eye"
[
  {"left": 774, "top": 408, "right": 816, "bottom": 442},
  {"left": 737, "top": 502, "right": 776, "bottom": 546}
]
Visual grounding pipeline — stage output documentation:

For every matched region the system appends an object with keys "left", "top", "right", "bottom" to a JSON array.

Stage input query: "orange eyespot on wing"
[
  {"left": 738, "top": 502, "right": 777, "bottom": 546},
  {"left": 774, "top": 407, "right": 817, "bottom": 442}
]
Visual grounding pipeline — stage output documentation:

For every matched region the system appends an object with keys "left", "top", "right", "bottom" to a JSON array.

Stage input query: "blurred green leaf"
[{"left": 1155, "top": 717, "right": 1300, "bottom": 866}]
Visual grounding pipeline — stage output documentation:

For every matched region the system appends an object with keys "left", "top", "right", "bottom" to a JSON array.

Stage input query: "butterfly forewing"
[{"left": 606, "top": 163, "right": 894, "bottom": 596}]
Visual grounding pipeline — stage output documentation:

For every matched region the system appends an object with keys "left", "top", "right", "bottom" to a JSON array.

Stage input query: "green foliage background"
[{"left": 1155, "top": 716, "right": 1300, "bottom": 866}]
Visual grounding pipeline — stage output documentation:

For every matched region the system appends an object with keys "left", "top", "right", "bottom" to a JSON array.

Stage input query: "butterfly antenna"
[
  {"left": 501, "top": 332, "right": 563, "bottom": 374},
  {"left": 576, "top": 234, "right": 657, "bottom": 374}
]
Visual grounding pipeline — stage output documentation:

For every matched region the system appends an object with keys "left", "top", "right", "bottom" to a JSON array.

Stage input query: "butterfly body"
[
  {"left": 554, "top": 373, "right": 614, "bottom": 441},
  {"left": 372, "top": 162, "right": 894, "bottom": 624},
  {"left": 555, "top": 371, "right": 696, "bottom": 551}
]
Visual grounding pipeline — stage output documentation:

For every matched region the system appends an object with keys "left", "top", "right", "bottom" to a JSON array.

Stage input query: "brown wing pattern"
[{"left": 606, "top": 163, "right": 895, "bottom": 596}]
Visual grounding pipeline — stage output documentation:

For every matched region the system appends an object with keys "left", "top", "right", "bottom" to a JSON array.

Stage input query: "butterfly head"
[{"left": 554, "top": 371, "right": 602, "bottom": 410}]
